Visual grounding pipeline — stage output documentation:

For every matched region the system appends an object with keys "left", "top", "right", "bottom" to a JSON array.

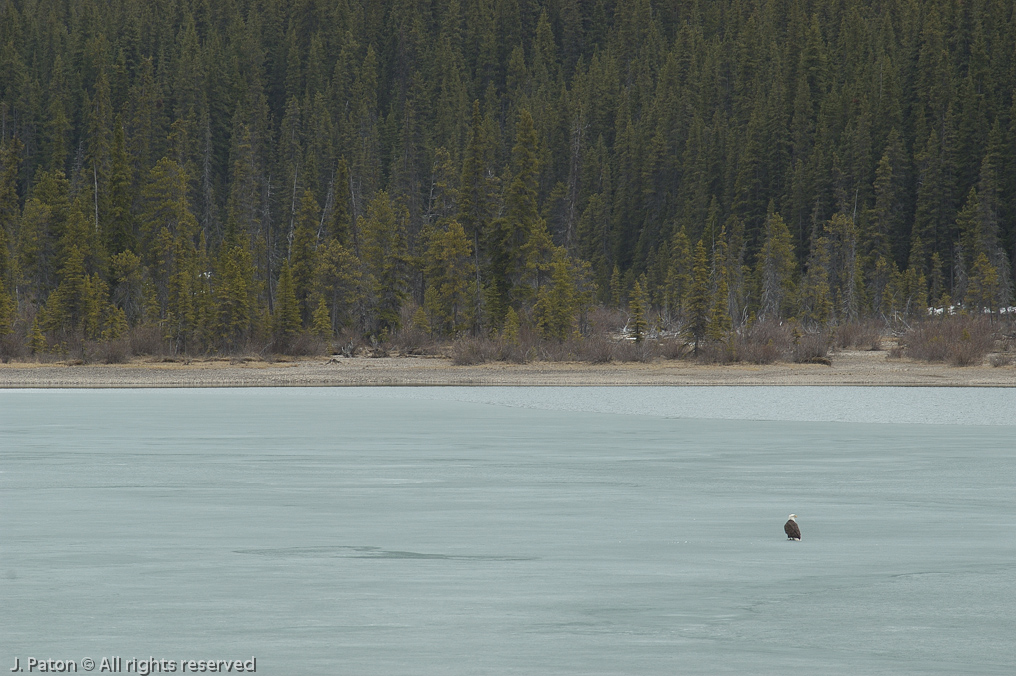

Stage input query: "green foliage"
[
  {"left": 424, "top": 219, "right": 474, "bottom": 335},
  {"left": 215, "top": 244, "right": 257, "bottom": 350},
  {"left": 312, "top": 296, "right": 333, "bottom": 339},
  {"left": 685, "top": 240, "right": 710, "bottom": 351},
  {"left": 535, "top": 249, "right": 579, "bottom": 341},
  {"left": 757, "top": 211, "right": 797, "bottom": 321},
  {"left": 0, "top": 276, "right": 13, "bottom": 336},
  {"left": 290, "top": 190, "right": 320, "bottom": 323},
  {"left": 628, "top": 280, "right": 649, "bottom": 343},
  {"left": 360, "top": 192, "right": 409, "bottom": 335},
  {"left": 502, "top": 307, "right": 521, "bottom": 345},
  {"left": 273, "top": 261, "right": 301, "bottom": 339},
  {"left": 2, "top": 0, "right": 1016, "bottom": 352},
  {"left": 315, "top": 240, "right": 361, "bottom": 333}
]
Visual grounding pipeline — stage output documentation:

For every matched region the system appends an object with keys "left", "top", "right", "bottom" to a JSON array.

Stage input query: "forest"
[{"left": 0, "top": 0, "right": 1014, "bottom": 361}]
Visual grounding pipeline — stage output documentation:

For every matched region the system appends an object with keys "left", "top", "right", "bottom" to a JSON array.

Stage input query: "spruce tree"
[
  {"left": 757, "top": 210, "right": 797, "bottom": 321},
  {"left": 360, "top": 192, "right": 409, "bottom": 335},
  {"left": 424, "top": 219, "right": 474, "bottom": 335},
  {"left": 535, "top": 249, "right": 578, "bottom": 341},
  {"left": 273, "top": 261, "right": 301, "bottom": 341},
  {"left": 628, "top": 279, "right": 648, "bottom": 343},
  {"left": 686, "top": 239, "right": 710, "bottom": 353}
]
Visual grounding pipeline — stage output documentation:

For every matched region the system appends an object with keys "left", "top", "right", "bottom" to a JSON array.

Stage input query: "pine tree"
[
  {"left": 488, "top": 108, "right": 544, "bottom": 323},
  {"left": 0, "top": 274, "right": 13, "bottom": 337},
  {"left": 424, "top": 219, "right": 474, "bottom": 335},
  {"left": 685, "top": 239, "right": 710, "bottom": 353},
  {"left": 665, "top": 227, "right": 692, "bottom": 320},
  {"left": 215, "top": 244, "right": 257, "bottom": 351},
  {"left": 799, "top": 227, "right": 832, "bottom": 327},
  {"left": 106, "top": 118, "right": 135, "bottom": 256},
  {"left": 314, "top": 239, "right": 362, "bottom": 334},
  {"left": 0, "top": 137, "right": 20, "bottom": 336},
  {"left": 290, "top": 190, "right": 320, "bottom": 324},
  {"left": 273, "top": 261, "right": 301, "bottom": 340},
  {"left": 360, "top": 192, "right": 409, "bottom": 335},
  {"left": 311, "top": 296, "right": 332, "bottom": 338},
  {"left": 757, "top": 209, "right": 797, "bottom": 321},
  {"left": 965, "top": 253, "right": 999, "bottom": 314},
  {"left": 535, "top": 249, "right": 579, "bottom": 341},
  {"left": 707, "top": 235, "right": 732, "bottom": 341},
  {"left": 609, "top": 265, "right": 622, "bottom": 308},
  {"left": 628, "top": 279, "right": 648, "bottom": 343}
]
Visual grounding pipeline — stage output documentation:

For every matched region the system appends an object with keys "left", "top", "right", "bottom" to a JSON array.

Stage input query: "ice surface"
[{"left": 1, "top": 388, "right": 1014, "bottom": 675}]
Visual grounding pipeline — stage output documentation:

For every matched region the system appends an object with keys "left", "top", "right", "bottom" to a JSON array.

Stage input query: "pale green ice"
[{"left": 2, "top": 387, "right": 1014, "bottom": 674}]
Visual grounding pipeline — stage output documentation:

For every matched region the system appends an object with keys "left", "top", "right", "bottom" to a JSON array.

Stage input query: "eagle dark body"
[{"left": 784, "top": 518, "right": 801, "bottom": 540}]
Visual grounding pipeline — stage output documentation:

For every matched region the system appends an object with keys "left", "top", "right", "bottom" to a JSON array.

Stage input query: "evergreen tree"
[
  {"left": 628, "top": 279, "right": 648, "bottom": 343},
  {"left": 707, "top": 235, "right": 732, "bottom": 341},
  {"left": 290, "top": 190, "right": 320, "bottom": 324},
  {"left": 756, "top": 210, "right": 797, "bottom": 321},
  {"left": 535, "top": 249, "right": 579, "bottom": 341},
  {"left": 686, "top": 239, "right": 710, "bottom": 353},
  {"left": 0, "top": 0, "right": 1014, "bottom": 353},
  {"left": 424, "top": 219, "right": 474, "bottom": 335},
  {"left": 360, "top": 191, "right": 409, "bottom": 335},
  {"left": 273, "top": 260, "right": 301, "bottom": 340}
]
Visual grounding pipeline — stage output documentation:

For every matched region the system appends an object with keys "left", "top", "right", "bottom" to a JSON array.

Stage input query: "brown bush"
[
  {"left": 451, "top": 336, "right": 498, "bottom": 365},
  {"left": 574, "top": 334, "right": 616, "bottom": 363},
  {"left": 535, "top": 340, "right": 572, "bottom": 361},
  {"left": 387, "top": 324, "right": 434, "bottom": 356},
  {"left": 274, "top": 332, "right": 329, "bottom": 357},
  {"left": 128, "top": 325, "right": 170, "bottom": 356},
  {"left": 587, "top": 306, "right": 628, "bottom": 335},
  {"left": 900, "top": 316, "right": 996, "bottom": 366},
  {"left": 735, "top": 321, "right": 791, "bottom": 364},
  {"left": 990, "top": 353, "right": 1013, "bottom": 367},
  {"left": 833, "top": 320, "right": 885, "bottom": 350},
  {"left": 695, "top": 340, "right": 735, "bottom": 364},
  {"left": 334, "top": 328, "right": 364, "bottom": 357},
  {"left": 791, "top": 331, "right": 830, "bottom": 363},
  {"left": 613, "top": 339, "right": 654, "bottom": 363},
  {"left": 0, "top": 332, "right": 29, "bottom": 363},
  {"left": 658, "top": 336, "right": 691, "bottom": 360},
  {"left": 86, "top": 338, "right": 132, "bottom": 364}
]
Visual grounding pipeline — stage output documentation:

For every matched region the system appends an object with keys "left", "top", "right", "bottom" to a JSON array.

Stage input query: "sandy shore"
[{"left": 0, "top": 350, "right": 1014, "bottom": 387}]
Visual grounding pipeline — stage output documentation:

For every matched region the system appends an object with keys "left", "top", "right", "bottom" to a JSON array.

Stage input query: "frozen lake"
[{"left": 2, "top": 387, "right": 1015, "bottom": 675}]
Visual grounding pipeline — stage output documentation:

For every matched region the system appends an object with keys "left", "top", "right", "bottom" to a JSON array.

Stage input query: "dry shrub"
[
  {"left": 990, "top": 353, "right": 1013, "bottom": 367},
  {"left": 535, "top": 340, "right": 572, "bottom": 362},
  {"left": 128, "top": 325, "right": 169, "bottom": 356},
  {"left": 86, "top": 338, "right": 131, "bottom": 364},
  {"left": 735, "top": 321, "right": 791, "bottom": 364},
  {"left": 658, "top": 336, "right": 690, "bottom": 360},
  {"left": 791, "top": 331, "right": 830, "bottom": 363},
  {"left": 451, "top": 336, "right": 498, "bottom": 365},
  {"left": 833, "top": 320, "right": 884, "bottom": 350},
  {"left": 695, "top": 341, "right": 735, "bottom": 364},
  {"left": 900, "top": 316, "right": 996, "bottom": 366},
  {"left": 0, "top": 332, "right": 29, "bottom": 363},
  {"left": 276, "top": 332, "right": 329, "bottom": 357},
  {"left": 587, "top": 306, "right": 628, "bottom": 335},
  {"left": 334, "top": 328, "right": 364, "bottom": 357},
  {"left": 574, "top": 334, "right": 616, "bottom": 363},
  {"left": 613, "top": 339, "right": 654, "bottom": 363},
  {"left": 387, "top": 324, "right": 434, "bottom": 355}
]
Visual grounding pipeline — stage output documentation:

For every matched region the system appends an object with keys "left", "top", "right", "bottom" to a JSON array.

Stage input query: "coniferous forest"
[{"left": 1, "top": 0, "right": 1015, "bottom": 360}]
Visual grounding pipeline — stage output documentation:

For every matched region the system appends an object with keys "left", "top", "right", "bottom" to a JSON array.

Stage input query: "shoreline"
[{"left": 1, "top": 350, "right": 1014, "bottom": 388}]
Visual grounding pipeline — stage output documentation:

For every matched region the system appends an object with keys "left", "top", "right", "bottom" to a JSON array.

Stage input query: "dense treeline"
[{"left": 1, "top": 0, "right": 1015, "bottom": 355}]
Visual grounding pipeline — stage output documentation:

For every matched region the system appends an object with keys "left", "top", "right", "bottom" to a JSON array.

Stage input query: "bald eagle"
[{"left": 784, "top": 514, "right": 801, "bottom": 540}]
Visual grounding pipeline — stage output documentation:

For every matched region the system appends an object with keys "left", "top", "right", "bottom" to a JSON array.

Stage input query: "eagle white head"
[{"left": 788, "top": 514, "right": 797, "bottom": 521}]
